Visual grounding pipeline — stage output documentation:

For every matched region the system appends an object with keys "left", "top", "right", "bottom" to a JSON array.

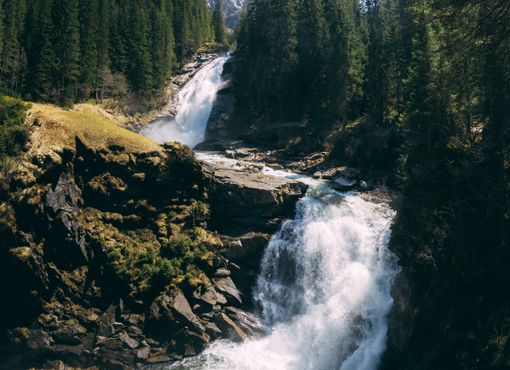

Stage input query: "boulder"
[
  {"left": 148, "top": 288, "right": 204, "bottom": 333},
  {"left": 212, "top": 277, "right": 243, "bottom": 305},
  {"left": 220, "top": 232, "right": 270, "bottom": 269},
  {"left": 331, "top": 176, "right": 358, "bottom": 191},
  {"left": 225, "top": 307, "right": 263, "bottom": 336},
  {"left": 118, "top": 332, "right": 139, "bottom": 350},
  {"left": 214, "top": 313, "right": 247, "bottom": 342},
  {"left": 193, "top": 285, "right": 227, "bottom": 307},
  {"left": 205, "top": 162, "right": 308, "bottom": 233}
]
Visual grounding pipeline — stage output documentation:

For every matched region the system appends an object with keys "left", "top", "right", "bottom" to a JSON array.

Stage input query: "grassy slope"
[{"left": 27, "top": 103, "right": 161, "bottom": 155}]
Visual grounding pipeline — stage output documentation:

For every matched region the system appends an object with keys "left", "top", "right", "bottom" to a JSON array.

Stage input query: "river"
[{"left": 140, "top": 56, "right": 400, "bottom": 370}]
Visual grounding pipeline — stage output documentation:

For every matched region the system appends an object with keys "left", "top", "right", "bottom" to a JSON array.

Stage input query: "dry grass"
[{"left": 27, "top": 103, "right": 161, "bottom": 154}]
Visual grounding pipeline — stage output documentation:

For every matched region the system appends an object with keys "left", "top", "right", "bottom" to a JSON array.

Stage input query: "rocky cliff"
[{"left": 0, "top": 104, "right": 306, "bottom": 369}]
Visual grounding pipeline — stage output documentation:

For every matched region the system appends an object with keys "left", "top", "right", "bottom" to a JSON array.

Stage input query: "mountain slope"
[{"left": 208, "top": 0, "right": 245, "bottom": 29}]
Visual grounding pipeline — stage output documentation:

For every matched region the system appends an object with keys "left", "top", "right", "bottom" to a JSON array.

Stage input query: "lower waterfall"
[{"left": 167, "top": 173, "right": 399, "bottom": 370}]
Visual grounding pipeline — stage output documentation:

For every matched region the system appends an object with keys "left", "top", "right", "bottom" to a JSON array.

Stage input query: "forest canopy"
[{"left": 0, "top": 0, "right": 215, "bottom": 107}]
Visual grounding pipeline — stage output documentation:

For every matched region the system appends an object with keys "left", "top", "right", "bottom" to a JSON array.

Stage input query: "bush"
[{"left": 0, "top": 96, "right": 30, "bottom": 157}]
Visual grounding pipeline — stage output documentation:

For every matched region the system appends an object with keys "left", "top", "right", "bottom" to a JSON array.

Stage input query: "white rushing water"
[
  {"left": 141, "top": 56, "right": 400, "bottom": 370},
  {"left": 167, "top": 164, "right": 399, "bottom": 370},
  {"left": 141, "top": 56, "right": 227, "bottom": 147}
]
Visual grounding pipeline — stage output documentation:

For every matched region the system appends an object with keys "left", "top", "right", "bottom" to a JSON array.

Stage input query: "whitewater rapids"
[{"left": 166, "top": 158, "right": 399, "bottom": 370}]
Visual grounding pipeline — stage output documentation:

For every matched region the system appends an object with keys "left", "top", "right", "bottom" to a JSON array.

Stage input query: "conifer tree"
[
  {"left": 235, "top": 0, "right": 298, "bottom": 120},
  {"left": 109, "top": 4, "right": 128, "bottom": 74},
  {"left": 322, "top": 0, "right": 349, "bottom": 122},
  {"left": 0, "top": 1, "right": 4, "bottom": 74},
  {"left": 79, "top": 0, "right": 99, "bottom": 99},
  {"left": 0, "top": 0, "right": 222, "bottom": 104},
  {"left": 151, "top": 2, "right": 174, "bottom": 93},
  {"left": 364, "top": 0, "right": 385, "bottom": 125},
  {"left": 55, "top": 0, "right": 81, "bottom": 106},
  {"left": 25, "top": 0, "right": 57, "bottom": 100},
  {"left": 213, "top": 0, "right": 227, "bottom": 45},
  {"left": 96, "top": 0, "right": 111, "bottom": 102},
  {"left": 0, "top": 0, "right": 26, "bottom": 93},
  {"left": 126, "top": 1, "right": 152, "bottom": 95},
  {"left": 296, "top": 0, "right": 329, "bottom": 119}
]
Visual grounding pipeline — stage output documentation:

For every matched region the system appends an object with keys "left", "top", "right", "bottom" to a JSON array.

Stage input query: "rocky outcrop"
[
  {"left": 204, "top": 161, "right": 308, "bottom": 234},
  {"left": 0, "top": 105, "right": 304, "bottom": 369}
]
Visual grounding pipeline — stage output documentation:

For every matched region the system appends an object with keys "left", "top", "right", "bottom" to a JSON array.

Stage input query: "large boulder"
[{"left": 204, "top": 162, "right": 308, "bottom": 234}]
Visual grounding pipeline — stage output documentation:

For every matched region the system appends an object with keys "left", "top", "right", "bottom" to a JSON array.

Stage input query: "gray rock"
[
  {"left": 212, "top": 277, "right": 243, "bottom": 305},
  {"left": 46, "top": 172, "right": 88, "bottom": 262},
  {"left": 205, "top": 162, "right": 308, "bottom": 233},
  {"left": 225, "top": 307, "right": 263, "bottom": 336},
  {"left": 194, "top": 285, "right": 228, "bottom": 306},
  {"left": 332, "top": 176, "right": 357, "bottom": 191},
  {"left": 149, "top": 288, "right": 204, "bottom": 332},
  {"left": 98, "top": 305, "right": 116, "bottom": 337},
  {"left": 136, "top": 346, "right": 151, "bottom": 360},
  {"left": 214, "top": 268, "right": 232, "bottom": 277},
  {"left": 220, "top": 232, "right": 270, "bottom": 269},
  {"left": 214, "top": 313, "right": 247, "bottom": 342},
  {"left": 118, "top": 332, "right": 139, "bottom": 349},
  {"left": 205, "top": 322, "right": 222, "bottom": 338}
]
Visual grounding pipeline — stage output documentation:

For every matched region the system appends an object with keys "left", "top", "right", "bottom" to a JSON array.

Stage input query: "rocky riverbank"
[{"left": 0, "top": 104, "right": 307, "bottom": 369}]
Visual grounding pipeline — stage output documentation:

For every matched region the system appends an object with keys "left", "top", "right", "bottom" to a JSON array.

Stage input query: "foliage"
[
  {"left": 0, "top": 0, "right": 213, "bottom": 106},
  {"left": 213, "top": 0, "right": 227, "bottom": 45},
  {"left": 0, "top": 95, "right": 29, "bottom": 159},
  {"left": 98, "top": 222, "right": 218, "bottom": 298},
  {"left": 235, "top": 1, "right": 510, "bottom": 368}
]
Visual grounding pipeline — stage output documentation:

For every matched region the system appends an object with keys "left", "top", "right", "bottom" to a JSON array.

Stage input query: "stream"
[{"left": 141, "top": 56, "right": 400, "bottom": 370}]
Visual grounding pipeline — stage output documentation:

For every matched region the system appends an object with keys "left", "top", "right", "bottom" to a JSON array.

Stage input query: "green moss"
[{"left": 83, "top": 213, "right": 219, "bottom": 298}]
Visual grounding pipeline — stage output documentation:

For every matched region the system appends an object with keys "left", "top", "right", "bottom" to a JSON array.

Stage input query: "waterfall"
[
  {"left": 141, "top": 56, "right": 227, "bottom": 148},
  {"left": 140, "top": 55, "right": 400, "bottom": 370},
  {"left": 167, "top": 166, "right": 399, "bottom": 370}
]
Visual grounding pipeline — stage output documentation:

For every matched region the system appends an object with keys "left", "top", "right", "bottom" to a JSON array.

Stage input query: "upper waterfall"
[{"left": 141, "top": 56, "right": 227, "bottom": 148}]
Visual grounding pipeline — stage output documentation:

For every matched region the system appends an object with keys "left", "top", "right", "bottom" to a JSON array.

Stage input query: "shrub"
[{"left": 0, "top": 96, "right": 30, "bottom": 157}]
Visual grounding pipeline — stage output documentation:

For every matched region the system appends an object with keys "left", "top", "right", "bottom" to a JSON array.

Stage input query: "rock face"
[
  {"left": 204, "top": 161, "right": 308, "bottom": 234},
  {"left": 0, "top": 106, "right": 305, "bottom": 369}
]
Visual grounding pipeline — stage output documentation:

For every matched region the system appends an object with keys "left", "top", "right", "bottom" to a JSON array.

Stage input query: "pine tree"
[
  {"left": 0, "top": 0, "right": 218, "bottom": 104},
  {"left": 125, "top": 1, "right": 152, "bottom": 95},
  {"left": 364, "top": 0, "right": 385, "bottom": 125},
  {"left": 213, "top": 0, "right": 227, "bottom": 45},
  {"left": 79, "top": 0, "right": 99, "bottom": 99},
  {"left": 403, "top": 5, "right": 434, "bottom": 156},
  {"left": 0, "top": 0, "right": 27, "bottom": 93},
  {"left": 55, "top": 0, "right": 81, "bottom": 106},
  {"left": 235, "top": 0, "right": 299, "bottom": 120},
  {"left": 380, "top": 0, "right": 412, "bottom": 124},
  {"left": 296, "top": 0, "right": 329, "bottom": 120},
  {"left": 96, "top": 0, "right": 111, "bottom": 102},
  {"left": 109, "top": 3, "right": 128, "bottom": 74},
  {"left": 151, "top": 1, "right": 174, "bottom": 93},
  {"left": 0, "top": 1, "right": 4, "bottom": 67},
  {"left": 25, "top": 0, "right": 57, "bottom": 100},
  {"left": 322, "top": 0, "right": 349, "bottom": 123}
]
